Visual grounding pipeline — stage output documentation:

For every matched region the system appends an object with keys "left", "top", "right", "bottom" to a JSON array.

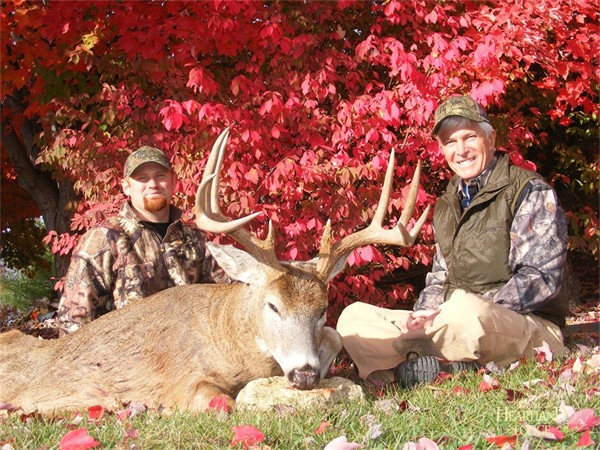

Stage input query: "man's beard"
[{"left": 143, "top": 195, "right": 168, "bottom": 212}]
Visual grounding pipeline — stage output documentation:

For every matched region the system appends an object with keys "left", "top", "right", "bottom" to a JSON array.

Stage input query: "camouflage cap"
[
  {"left": 124, "top": 146, "right": 171, "bottom": 178},
  {"left": 432, "top": 95, "right": 490, "bottom": 135}
]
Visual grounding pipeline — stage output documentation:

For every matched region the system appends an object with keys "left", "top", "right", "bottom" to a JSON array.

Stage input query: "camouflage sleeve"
[
  {"left": 413, "top": 243, "right": 447, "bottom": 311},
  {"left": 56, "top": 229, "right": 114, "bottom": 336},
  {"left": 193, "top": 230, "right": 233, "bottom": 284},
  {"left": 489, "top": 180, "right": 567, "bottom": 313}
]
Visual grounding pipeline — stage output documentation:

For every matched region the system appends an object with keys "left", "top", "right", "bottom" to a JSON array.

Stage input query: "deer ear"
[
  {"left": 207, "top": 242, "right": 268, "bottom": 285},
  {"left": 324, "top": 255, "right": 348, "bottom": 283},
  {"left": 285, "top": 254, "right": 348, "bottom": 284}
]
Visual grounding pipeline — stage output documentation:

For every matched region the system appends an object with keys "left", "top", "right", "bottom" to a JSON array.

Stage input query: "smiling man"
[
  {"left": 337, "top": 96, "right": 571, "bottom": 387},
  {"left": 56, "top": 146, "right": 229, "bottom": 335}
]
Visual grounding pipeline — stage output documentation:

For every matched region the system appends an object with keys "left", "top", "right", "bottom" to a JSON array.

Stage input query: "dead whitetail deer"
[{"left": 0, "top": 129, "right": 429, "bottom": 414}]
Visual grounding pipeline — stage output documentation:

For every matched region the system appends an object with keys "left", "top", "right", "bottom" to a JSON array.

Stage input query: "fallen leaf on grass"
[
  {"left": 457, "top": 445, "right": 473, "bottom": 450},
  {"left": 59, "top": 428, "right": 99, "bottom": 450},
  {"left": 208, "top": 394, "right": 231, "bottom": 413},
  {"left": 230, "top": 425, "right": 265, "bottom": 449},
  {"left": 478, "top": 374, "right": 500, "bottom": 392},
  {"left": 402, "top": 437, "right": 439, "bottom": 449},
  {"left": 522, "top": 423, "right": 564, "bottom": 441},
  {"left": 484, "top": 434, "right": 517, "bottom": 447},
  {"left": 323, "top": 435, "right": 362, "bottom": 449},
  {"left": 314, "top": 421, "right": 330, "bottom": 435},
  {"left": 507, "top": 361, "right": 520, "bottom": 372},
  {"left": 451, "top": 386, "right": 469, "bottom": 396},
  {"left": 486, "top": 361, "right": 505, "bottom": 374},
  {"left": 576, "top": 429, "right": 595, "bottom": 447},
  {"left": 364, "top": 423, "right": 383, "bottom": 441},
  {"left": 567, "top": 408, "right": 599, "bottom": 432},
  {"left": 433, "top": 371, "right": 452, "bottom": 383},
  {"left": 116, "top": 401, "right": 146, "bottom": 421},
  {"left": 534, "top": 341, "right": 553, "bottom": 363},
  {"left": 505, "top": 389, "right": 525, "bottom": 402},
  {"left": 522, "top": 379, "right": 544, "bottom": 388},
  {"left": 87, "top": 405, "right": 104, "bottom": 422},
  {"left": 373, "top": 398, "right": 409, "bottom": 414},
  {"left": 123, "top": 425, "right": 140, "bottom": 443},
  {"left": 555, "top": 400, "right": 575, "bottom": 424},
  {"left": 19, "top": 411, "right": 42, "bottom": 424},
  {"left": 558, "top": 368, "right": 574, "bottom": 382}
]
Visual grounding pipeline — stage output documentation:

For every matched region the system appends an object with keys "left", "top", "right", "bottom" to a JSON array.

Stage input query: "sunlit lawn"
[{"left": 1, "top": 337, "right": 598, "bottom": 450}]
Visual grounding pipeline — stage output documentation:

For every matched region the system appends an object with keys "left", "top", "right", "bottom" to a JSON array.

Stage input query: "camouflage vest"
[{"left": 433, "top": 152, "right": 570, "bottom": 326}]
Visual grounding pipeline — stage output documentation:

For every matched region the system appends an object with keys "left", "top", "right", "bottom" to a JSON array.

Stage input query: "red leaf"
[
  {"left": 567, "top": 409, "right": 600, "bottom": 432},
  {"left": 208, "top": 395, "right": 231, "bottom": 413},
  {"left": 159, "top": 101, "right": 184, "bottom": 131},
  {"left": 577, "top": 429, "right": 595, "bottom": 447},
  {"left": 457, "top": 445, "right": 473, "bottom": 450},
  {"left": 523, "top": 423, "right": 565, "bottom": 441},
  {"left": 478, "top": 374, "right": 500, "bottom": 392},
  {"left": 484, "top": 434, "right": 517, "bottom": 447},
  {"left": 271, "top": 125, "right": 280, "bottom": 139},
  {"left": 230, "top": 425, "right": 265, "bottom": 449},
  {"left": 123, "top": 426, "right": 139, "bottom": 442},
  {"left": 59, "top": 428, "right": 100, "bottom": 450},
  {"left": 323, "top": 435, "right": 361, "bottom": 449},
  {"left": 451, "top": 386, "right": 469, "bottom": 395},
  {"left": 505, "top": 389, "right": 525, "bottom": 402},
  {"left": 87, "top": 405, "right": 104, "bottom": 421},
  {"left": 314, "top": 421, "right": 330, "bottom": 435},
  {"left": 434, "top": 371, "right": 452, "bottom": 383},
  {"left": 534, "top": 341, "right": 553, "bottom": 363}
]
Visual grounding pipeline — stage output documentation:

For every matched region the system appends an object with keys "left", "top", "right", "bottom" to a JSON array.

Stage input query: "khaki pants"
[{"left": 337, "top": 290, "right": 565, "bottom": 379}]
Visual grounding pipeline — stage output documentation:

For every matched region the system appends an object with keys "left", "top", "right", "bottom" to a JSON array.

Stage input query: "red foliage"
[
  {"left": 230, "top": 425, "right": 265, "bottom": 449},
  {"left": 1, "top": 0, "right": 597, "bottom": 317},
  {"left": 58, "top": 428, "right": 99, "bottom": 450}
]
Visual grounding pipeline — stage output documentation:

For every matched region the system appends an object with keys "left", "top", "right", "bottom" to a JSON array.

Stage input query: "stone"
[{"left": 235, "top": 376, "right": 364, "bottom": 411}]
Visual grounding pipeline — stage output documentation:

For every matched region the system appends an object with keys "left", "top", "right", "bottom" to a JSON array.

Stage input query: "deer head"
[{"left": 195, "top": 128, "right": 429, "bottom": 390}]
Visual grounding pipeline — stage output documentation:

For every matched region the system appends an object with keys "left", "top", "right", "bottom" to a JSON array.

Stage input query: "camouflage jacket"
[
  {"left": 415, "top": 153, "right": 569, "bottom": 325},
  {"left": 56, "top": 202, "right": 229, "bottom": 335}
]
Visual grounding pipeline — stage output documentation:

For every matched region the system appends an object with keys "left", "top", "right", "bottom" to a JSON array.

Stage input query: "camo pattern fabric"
[
  {"left": 56, "top": 202, "right": 230, "bottom": 335},
  {"left": 415, "top": 179, "right": 567, "bottom": 314}
]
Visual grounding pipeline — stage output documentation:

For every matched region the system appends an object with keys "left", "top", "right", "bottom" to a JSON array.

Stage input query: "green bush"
[{"left": 0, "top": 249, "right": 55, "bottom": 312}]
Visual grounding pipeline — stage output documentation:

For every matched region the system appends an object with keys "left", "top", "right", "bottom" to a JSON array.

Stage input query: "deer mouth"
[{"left": 288, "top": 365, "right": 320, "bottom": 390}]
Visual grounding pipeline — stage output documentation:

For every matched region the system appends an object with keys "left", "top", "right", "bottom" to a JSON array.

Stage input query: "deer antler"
[
  {"left": 315, "top": 149, "right": 430, "bottom": 281},
  {"left": 195, "top": 128, "right": 284, "bottom": 271}
]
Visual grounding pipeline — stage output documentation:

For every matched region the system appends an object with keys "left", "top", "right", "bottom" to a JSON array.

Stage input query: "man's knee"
[{"left": 337, "top": 302, "right": 372, "bottom": 337}]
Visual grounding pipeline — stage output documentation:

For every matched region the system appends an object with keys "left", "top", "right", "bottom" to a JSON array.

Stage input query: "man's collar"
[{"left": 456, "top": 154, "right": 498, "bottom": 194}]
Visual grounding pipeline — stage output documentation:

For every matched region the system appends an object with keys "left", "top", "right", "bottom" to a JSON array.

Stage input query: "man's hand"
[{"left": 406, "top": 309, "right": 440, "bottom": 331}]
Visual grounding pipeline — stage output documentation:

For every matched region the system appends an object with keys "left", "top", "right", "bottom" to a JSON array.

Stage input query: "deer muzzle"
[{"left": 287, "top": 364, "right": 320, "bottom": 390}]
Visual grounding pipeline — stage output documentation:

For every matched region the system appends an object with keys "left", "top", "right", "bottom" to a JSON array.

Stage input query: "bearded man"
[{"left": 56, "top": 146, "right": 229, "bottom": 335}]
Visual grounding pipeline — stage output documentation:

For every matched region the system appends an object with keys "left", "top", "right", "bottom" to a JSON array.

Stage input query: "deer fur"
[{"left": 0, "top": 246, "right": 344, "bottom": 414}]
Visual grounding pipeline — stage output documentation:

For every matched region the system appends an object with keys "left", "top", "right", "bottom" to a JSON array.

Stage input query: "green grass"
[{"left": 1, "top": 346, "right": 598, "bottom": 449}]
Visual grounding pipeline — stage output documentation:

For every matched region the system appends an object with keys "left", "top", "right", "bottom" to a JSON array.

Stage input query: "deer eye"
[{"left": 268, "top": 303, "right": 279, "bottom": 314}]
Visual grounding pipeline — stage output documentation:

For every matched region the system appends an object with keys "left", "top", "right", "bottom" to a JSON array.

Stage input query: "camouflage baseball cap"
[
  {"left": 124, "top": 146, "right": 171, "bottom": 177},
  {"left": 432, "top": 95, "right": 490, "bottom": 135}
]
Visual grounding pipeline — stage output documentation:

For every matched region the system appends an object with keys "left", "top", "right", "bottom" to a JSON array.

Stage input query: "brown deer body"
[{"left": 0, "top": 129, "right": 428, "bottom": 414}]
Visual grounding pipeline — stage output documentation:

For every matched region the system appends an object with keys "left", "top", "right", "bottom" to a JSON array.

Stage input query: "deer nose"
[{"left": 288, "top": 364, "right": 320, "bottom": 390}]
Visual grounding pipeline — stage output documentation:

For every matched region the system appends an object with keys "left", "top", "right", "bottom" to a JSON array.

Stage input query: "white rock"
[{"left": 236, "top": 376, "right": 364, "bottom": 411}]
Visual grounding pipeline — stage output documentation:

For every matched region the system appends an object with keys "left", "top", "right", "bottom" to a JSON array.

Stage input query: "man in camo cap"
[
  {"left": 338, "top": 95, "right": 570, "bottom": 387},
  {"left": 56, "top": 145, "right": 229, "bottom": 335}
]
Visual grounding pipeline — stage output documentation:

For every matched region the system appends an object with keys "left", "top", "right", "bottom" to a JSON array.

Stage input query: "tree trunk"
[{"left": 2, "top": 90, "right": 76, "bottom": 279}]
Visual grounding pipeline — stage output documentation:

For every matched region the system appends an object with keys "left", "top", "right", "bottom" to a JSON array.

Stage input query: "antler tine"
[
  {"left": 399, "top": 160, "right": 421, "bottom": 226},
  {"left": 195, "top": 128, "right": 284, "bottom": 271},
  {"left": 316, "top": 153, "right": 429, "bottom": 281},
  {"left": 371, "top": 148, "right": 396, "bottom": 225}
]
